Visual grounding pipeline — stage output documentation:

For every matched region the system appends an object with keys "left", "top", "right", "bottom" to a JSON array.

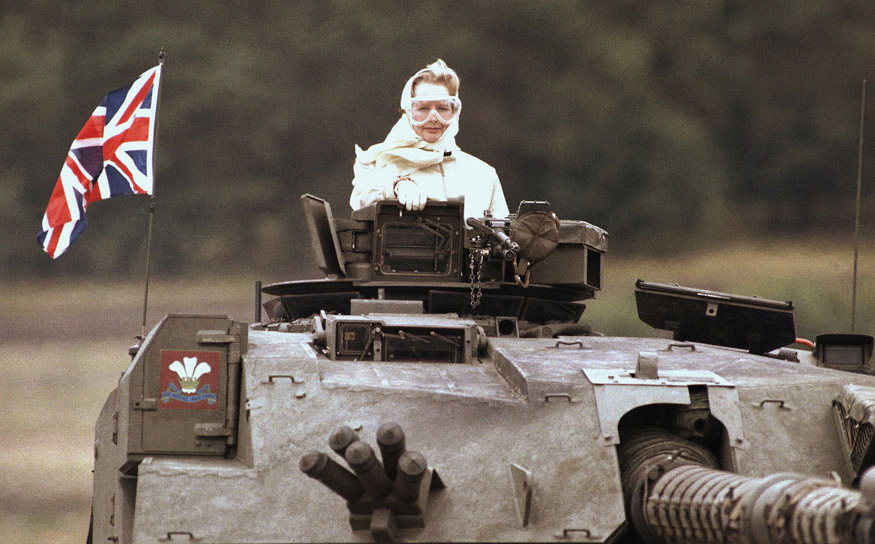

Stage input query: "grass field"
[
  {"left": 2, "top": 276, "right": 255, "bottom": 544},
  {"left": 588, "top": 237, "right": 875, "bottom": 341},
  {"left": 3, "top": 240, "right": 874, "bottom": 542}
]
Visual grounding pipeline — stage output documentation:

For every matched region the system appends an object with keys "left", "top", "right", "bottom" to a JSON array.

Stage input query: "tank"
[{"left": 89, "top": 195, "right": 875, "bottom": 543}]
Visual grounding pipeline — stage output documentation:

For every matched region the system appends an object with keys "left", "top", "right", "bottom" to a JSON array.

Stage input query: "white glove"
[{"left": 393, "top": 178, "right": 427, "bottom": 211}]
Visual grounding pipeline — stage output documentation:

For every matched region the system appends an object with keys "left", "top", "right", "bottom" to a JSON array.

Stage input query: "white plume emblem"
[{"left": 169, "top": 356, "right": 212, "bottom": 393}]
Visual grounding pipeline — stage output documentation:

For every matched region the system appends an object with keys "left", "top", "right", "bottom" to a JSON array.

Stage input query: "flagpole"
[{"left": 140, "top": 47, "right": 165, "bottom": 341}]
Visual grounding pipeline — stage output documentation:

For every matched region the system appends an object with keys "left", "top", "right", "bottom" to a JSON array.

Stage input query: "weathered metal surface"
[
  {"left": 122, "top": 329, "right": 875, "bottom": 541},
  {"left": 90, "top": 199, "right": 875, "bottom": 543},
  {"left": 126, "top": 328, "right": 624, "bottom": 541}
]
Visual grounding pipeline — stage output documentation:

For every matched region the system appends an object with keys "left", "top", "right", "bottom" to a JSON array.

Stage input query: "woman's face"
[{"left": 410, "top": 82, "right": 453, "bottom": 143}]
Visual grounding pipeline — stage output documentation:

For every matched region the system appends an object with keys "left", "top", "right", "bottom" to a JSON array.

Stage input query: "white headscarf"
[{"left": 354, "top": 65, "right": 460, "bottom": 178}]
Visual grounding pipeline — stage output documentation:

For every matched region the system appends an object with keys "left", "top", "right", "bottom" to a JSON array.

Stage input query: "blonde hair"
[{"left": 410, "top": 59, "right": 460, "bottom": 97}]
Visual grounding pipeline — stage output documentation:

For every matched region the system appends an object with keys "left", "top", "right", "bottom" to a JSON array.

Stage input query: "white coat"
[{"left": 349, "top": 147, "right": 510, "bottom": 219}]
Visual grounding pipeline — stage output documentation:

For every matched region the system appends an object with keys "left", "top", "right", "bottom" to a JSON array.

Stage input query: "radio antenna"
[{"left": 852, "top": 79, "right": 866, "bottom": 333}]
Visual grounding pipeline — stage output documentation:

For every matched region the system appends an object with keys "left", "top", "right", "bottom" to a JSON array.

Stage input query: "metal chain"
[{"left": 469, "top": 249, "right": 484, "bottom": 310}]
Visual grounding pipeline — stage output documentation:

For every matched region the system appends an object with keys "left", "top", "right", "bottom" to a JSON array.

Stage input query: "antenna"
[{"left": 852, "top": 79, "right": 866, "bottom": 333}]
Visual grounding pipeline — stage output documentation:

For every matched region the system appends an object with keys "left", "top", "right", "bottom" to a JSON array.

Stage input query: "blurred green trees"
[{"left": 4, "top": 1, "right": 875, "bottom": 279}]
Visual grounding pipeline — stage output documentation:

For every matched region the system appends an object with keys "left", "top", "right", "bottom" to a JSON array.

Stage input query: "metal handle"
[
  {"left": 554, "top": 528, "right": 593, "bottom": 540},
  {"left": 752, "top": 399, "right": 792, "bottom": 411},
  {"left": 554, "top": 340, "right": 587, "bottom": 349},
  {"left": 159, "top": 532, "right": 199, "bottom": 542},
  {"left": 261, "top": 374, "right": 304, "bottom": 384},
  {"left": 544, "top": 393, "right": 576, "bottom": 403}
]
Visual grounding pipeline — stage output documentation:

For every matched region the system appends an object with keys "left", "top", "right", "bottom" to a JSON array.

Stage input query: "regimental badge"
[{"left": 159, "top": 350, "right": 221, "bottom": 410}]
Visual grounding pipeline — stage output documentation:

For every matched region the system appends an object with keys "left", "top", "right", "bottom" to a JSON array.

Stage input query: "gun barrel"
[
  {"left": 618, "top": 429, "right": 875, "bottom": 544},
  {"left": 465, "top": 217, "right": 494, "bottom": 235},
  {"left": 640, "top": 464, "right": 873, "bottom": 544},
  {"left": 491, "top": 231, "right": 518, "bottom": 261}
]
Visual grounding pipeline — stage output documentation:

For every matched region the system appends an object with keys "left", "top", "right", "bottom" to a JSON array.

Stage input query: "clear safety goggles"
[{"left": 403, "top": 95, "right": 461, "bottom": 125}]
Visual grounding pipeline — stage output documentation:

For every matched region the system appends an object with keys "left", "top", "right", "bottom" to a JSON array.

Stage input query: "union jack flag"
[{"left": 38, "top": 65, "right": 162, "bottom": 258}]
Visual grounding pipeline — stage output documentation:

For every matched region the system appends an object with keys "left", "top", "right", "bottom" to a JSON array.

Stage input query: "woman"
[{"left": 349, "top": 59, "right": 509, "bottom": 219}]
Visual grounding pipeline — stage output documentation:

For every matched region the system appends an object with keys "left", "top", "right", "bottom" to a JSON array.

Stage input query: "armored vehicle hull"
[{"left": 90, "top": 198, "right": 875, "bottom": 543}]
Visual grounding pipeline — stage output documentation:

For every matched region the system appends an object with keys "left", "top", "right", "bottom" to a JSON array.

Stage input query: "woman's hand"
[{"left": 393, "top": 177, "right": 428, "bottom": 211}]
